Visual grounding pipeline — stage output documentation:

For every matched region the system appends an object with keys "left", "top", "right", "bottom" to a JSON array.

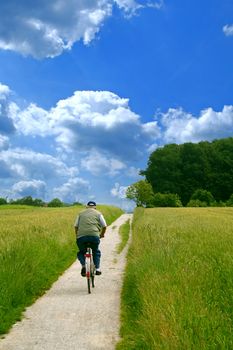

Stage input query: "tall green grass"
[
  {"left": 117, "top": 207, "right": 233, "bottom": 349},
  {"left": 0, "top": 205, "right": 123, "bottom": 335},
  {"left": 117, "top": 219, "right": 131, "bottom": 254}
]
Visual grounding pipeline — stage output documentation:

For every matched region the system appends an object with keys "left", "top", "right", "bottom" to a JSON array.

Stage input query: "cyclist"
[{"left": 74, "top": 201, "right": 107, "bottom": 277}]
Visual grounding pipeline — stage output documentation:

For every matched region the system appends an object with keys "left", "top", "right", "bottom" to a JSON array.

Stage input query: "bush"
[
  {"left": 227, "top": 194, "right": 233, "bottom": 207},
  {"left": 47, "top": 198, "right": 64, "bottom": 207},
  {"left": 9, "top": 196, "right": 45, "bottom": 206},
  {"left": 211, "top": 200, "right": 226, "bottom": 207},
  {"left": 153, "top": 193, "right": 182, "bottom": 207},
  {"left": 0, "top": 198, "right": 7, "bottom": 205},
  {"left": 190, "top": 189, "right": 215, "bottom": 206},
  {"left": 187, "top": 199, "right": 207, "bottom": 207}
]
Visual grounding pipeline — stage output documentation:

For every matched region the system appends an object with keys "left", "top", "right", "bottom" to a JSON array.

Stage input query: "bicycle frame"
[{"left": 85, "top": 247, "right": 95, "bottom": 294}]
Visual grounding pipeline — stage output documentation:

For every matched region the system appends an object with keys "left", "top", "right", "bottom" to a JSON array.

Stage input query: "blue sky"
[{"left": 0, "top": 0, "right": 233, "bottom": 209}]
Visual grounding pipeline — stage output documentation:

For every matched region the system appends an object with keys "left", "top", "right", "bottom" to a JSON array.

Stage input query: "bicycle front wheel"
[
  {"left": 91, "top": 265, "right": 95, "bottom": 288},
  {"left": 86, "top": 248, "right": 92, "bottom": 294},
  {"left": 87, "top": 277, "right": 91, "bottom": 294}
]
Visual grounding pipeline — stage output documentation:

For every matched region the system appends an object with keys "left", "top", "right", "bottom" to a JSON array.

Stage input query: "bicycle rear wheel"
[
  {"left": 91, "top": 259, "right": 95, "bottom": 288},
  {"left": 86, "top": 248, "right": 91, "bottom": 294}
]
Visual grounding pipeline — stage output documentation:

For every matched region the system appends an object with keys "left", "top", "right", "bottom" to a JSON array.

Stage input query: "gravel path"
[{"left": 0, "top": 214, "right": 132, "bottom": 350}]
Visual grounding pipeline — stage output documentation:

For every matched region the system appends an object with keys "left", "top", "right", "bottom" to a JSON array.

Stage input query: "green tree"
[
  {"left": 33, "top": 198, "right": 45, "bottom": 207},
  {"left": 126, "top": 180, "right": 154, "bottom": 207},
  {"left": 190, "top": 189, "right": 215, "bottom": 206},
  {"left": 0, "top": 198, "right": 7, "bottom": 205},
  {"left": 153, "top": 193, "right": 182, "bottom": 207},
  {"left": 187, "top": 199, "right": 208, "bottom": 207},
  {"left": 227, "top": 194, "right": 233, "bottom": 207},
  {"left": 142, "top": 137, "right": 233, "bottom": 205},
  {"left": 142, "top": 143, "right": 182, "bottom": 196},
  {"left": 47, "top": 198, "right": 64, "bottom": 207}
]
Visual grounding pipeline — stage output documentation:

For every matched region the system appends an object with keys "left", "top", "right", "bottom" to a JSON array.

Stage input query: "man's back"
[{"left": 76, "top": 208, "right": 103, "bottom": 238}]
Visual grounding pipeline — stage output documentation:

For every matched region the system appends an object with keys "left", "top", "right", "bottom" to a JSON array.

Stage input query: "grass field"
[
  {"left": 117, "top": 219, "right": 131, "bottom": 254},
  {"left": 117, "top": 207, "right": 233, "bottom": 349},
  {"left": 0, "top": 205, "right": 123, "bottom": 335}
]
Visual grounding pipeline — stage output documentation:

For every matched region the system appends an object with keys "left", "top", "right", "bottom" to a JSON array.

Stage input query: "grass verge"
[
  {"left": 117, "top": 207, "right": 233, "bottom": 349},
  {"left": 0, "top": 204, "right": 123, "bottom": 335},
  {"left": 117, "top": 219, "right": 130, "bottom": 254}
]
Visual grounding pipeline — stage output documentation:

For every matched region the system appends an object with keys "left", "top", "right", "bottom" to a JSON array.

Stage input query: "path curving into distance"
[{"left": 0, "top": 214, "right": 132, "bottom": 350}]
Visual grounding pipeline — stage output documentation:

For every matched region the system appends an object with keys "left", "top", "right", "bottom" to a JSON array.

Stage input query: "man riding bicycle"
[{"left": 74, "top": 201, "right": 107, "bottom": 276}]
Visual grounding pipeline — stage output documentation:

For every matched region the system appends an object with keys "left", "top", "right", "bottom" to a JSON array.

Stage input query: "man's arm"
[
  {"left": 100, "top": 226, "right": 106, "bottom": 238},
  {"left": 99, "top": 214, "right": 107, "bottom": 238},
  {"left": 74, "top": 216, "right": 79, "bottom": 237}
]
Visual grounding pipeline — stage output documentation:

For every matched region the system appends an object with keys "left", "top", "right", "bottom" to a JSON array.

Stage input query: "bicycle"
[{"left": 84, "top": 244, "right": 95, "bottom": 294}]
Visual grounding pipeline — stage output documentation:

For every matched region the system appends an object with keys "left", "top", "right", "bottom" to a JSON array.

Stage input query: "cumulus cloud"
[
  {"left": 161, "top": 106, "right": 233, "bottom": 144},
  {"left": 0, "top": 135, "right": 9, "bottom": 150},
  {"left": 0, "top": 1, "right": 111, "bottom": 58},
  {"left": 10, "top": 103, "right": 51, "bottom": 136},
  {"left": 111, "top": 182, "right": 128, "bottom": 199},
  {"left": 223, "top": 24, "right": 233, "bottom": 36},
  {"left": 127, "top": 166, "right": 140, "bottom": 178},
  {"left": 51, "top": 90, "right": 160, "bottom": 160},
  {"left": 115, "top": 0, "right": 163, "bottom": 13},
  {"left": 53, "top": 177, "right": 90, "bottom": 202},
  {"left": 142, "top": 121, "right": 161, "bottom": 139},
  {"left": 4, "top": 85, "right": 233, "bottom": 165},
  {"left": 81, "top": 150, "right": 126, "bottom": 176},
  {"left": 0, "top": 83, "right": 15, "bottom": 135},
  {"left": 0, "top": 0, "right": 162, "bottom": 58},
  {"left": 12, "top": 180, "right": 46, "bottom": 198},
  {"left": 13, "top": 90, "right": 152, "bottom": 161},
  {"left": 0, "top": 148, "right": 79, "bottom": 180}
]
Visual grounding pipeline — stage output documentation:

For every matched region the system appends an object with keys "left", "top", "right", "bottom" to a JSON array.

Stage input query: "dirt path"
[{"left": 0, "top": 214, "right": 132, "bottom": 350}]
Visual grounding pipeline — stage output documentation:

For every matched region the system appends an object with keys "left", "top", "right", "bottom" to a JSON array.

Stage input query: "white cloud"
[
  {"left": 111, "top": 182, "right": 128, "bottom": 199},
  {"left": 10, "top": 103, "right": 51, "bottom": 136},
  {"left": 0, "top": 135, "right": 9, "bottom": 150},
  {"left": 49, "top": 90, "right": 151, "bottom": 160},
  {"left": 161, "top": 106, "right": 233, "bottom": 144},
  {"left": 12, "top": 180, "right": 46, "bottom": 198},
  {"left": 127, "top": 166, "right": 140, "bottom": 178},
  {"left": 81, "top": 150, "right": 126, "bottom": 175},
  {"left": 223, "top": 24, "right": 233, "bottom": 36},
  {"left": 147, "top": 143, "right": 158, "bottom": 153},
  {"left": 142, "top": 120, "right": 161, "bottom": 139},
  {"left": 53, "top": 177, "right": 90, "bottom": 202},
  {"left": 0, "top": 83, "right": 15, "bottom": 135},
  {"left": 3, "top": 85, "right": 233, "bottom": 163},
  {"left": 0, "top": 1, "right": 112, "bottom": 58},
  {"left": 0, "top": 83, "right": 11, "bottom": 97},
  {"left": 0, "top": 0, "right": 162, "bottom": 59},
  {"left": 115, "top": 0, "right": 163, "bottom": 13},
  {"left": 0, "top": 148, "right": 79, "bottom": 180},
  {"left": 14, "top": 90, "right": 148, "bottom": 161},
  {"left": 114, "top": 0, "right": 142, "bottom": 12}
]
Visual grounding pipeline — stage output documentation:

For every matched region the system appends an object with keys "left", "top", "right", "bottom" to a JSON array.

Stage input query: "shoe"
[
  {"left": 96, "top": 269, "right": 102, "bottom": 275},
  {"left": 81, "top": 266, "right": 86, "bottom": 277}
]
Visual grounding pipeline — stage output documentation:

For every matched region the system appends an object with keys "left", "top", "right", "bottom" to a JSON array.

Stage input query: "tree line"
[
  {"left": 0, "top": 196, "right": 82, "bottom": 207},
  {"left": 127, "top": 137, "right": 233, "bottom": 207}
]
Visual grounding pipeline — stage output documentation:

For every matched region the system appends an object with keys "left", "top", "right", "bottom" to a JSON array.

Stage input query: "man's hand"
[{"left": 100, "top": 226, "right": 106, "bottom": 238}]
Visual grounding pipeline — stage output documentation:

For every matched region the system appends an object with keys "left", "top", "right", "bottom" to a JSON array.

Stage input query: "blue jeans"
[{"left": 76, "top": 236, "right": 101, "bottom": 269}]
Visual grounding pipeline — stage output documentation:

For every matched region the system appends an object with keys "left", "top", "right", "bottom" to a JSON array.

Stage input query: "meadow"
[
  {"left": 0, "top": 204, "right": 123, "bottom": 335},
  {"left": 117, "top": 219, "right": 131, "bottom": 254},
  {"left": 117, "top": 207, "right": 233, "bottom": 349}
]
